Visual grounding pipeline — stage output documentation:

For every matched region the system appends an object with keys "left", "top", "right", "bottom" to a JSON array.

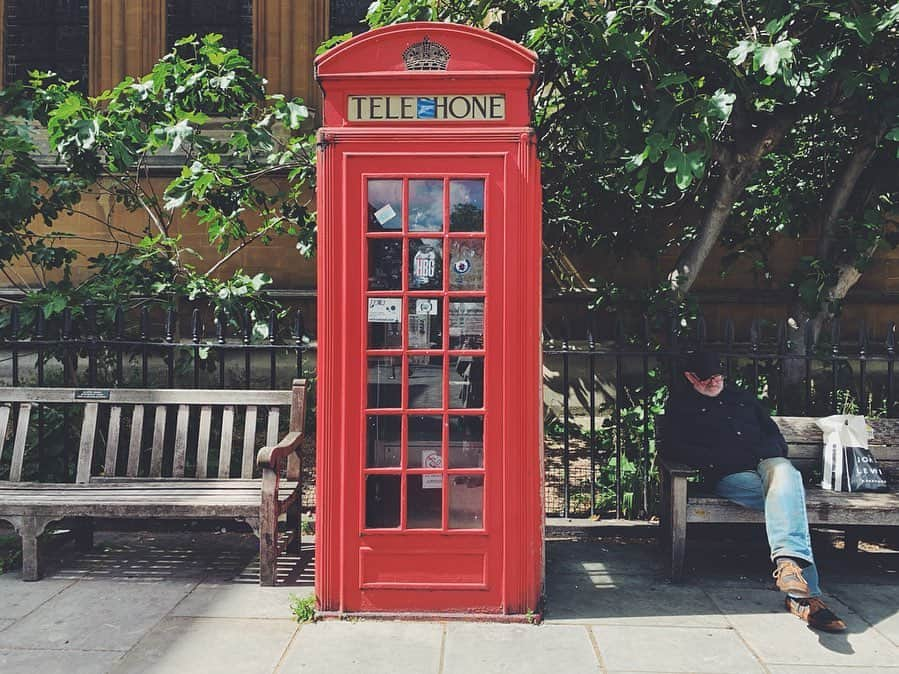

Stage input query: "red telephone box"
[{"left": 315, "top": 22, "right": 543, "bottom": 618}]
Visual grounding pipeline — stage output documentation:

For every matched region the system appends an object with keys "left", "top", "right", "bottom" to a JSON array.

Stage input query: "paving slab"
[
  {"left": 279, "top": 620, "right": 443, "bottom": 673},
  {"left": 706, "top": 587, "right": 899, "bottom": 668},
  {"left": 547, "top": 539, "right": 664, "bottom": 576},
  {"left": 171, "top": 582, "right": 307, "bottom": 619},
  {"left": 0, "top": 620, "right": 13, "bottom": 633},
  {"left": 827, "top": 582, "right": 899, "bottom": 646},
  {"left": 591, "top": 624, "right": 764, "bottom": 673},
  {"left": 0, "top": 648, "right": 123, "bottom": 674},
  {"left": 768, "top": 668, "right": 899, "bottom": 674},
  {"left": 0, "top": 574, "right": 74, "bottom": 619},
  {"left": 111, "top": 617, "right": 296, "bottom": 674},
  {"left": 443, "top": 623, "right": 600, "bottom": 674},
  {"left": 0, "top": 579, "right": 195, "bottom": 652},
  {"left": 545, "top": 575, "right": 728, "bottom": 627}
]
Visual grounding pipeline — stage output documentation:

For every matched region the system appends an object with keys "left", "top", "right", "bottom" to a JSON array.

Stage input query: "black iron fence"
[
  {"left": 1, "top": 304, "right": 896, "bottom": 520},
  {"left": 542, "top": 315, "right": 898, "bottom": 521}
]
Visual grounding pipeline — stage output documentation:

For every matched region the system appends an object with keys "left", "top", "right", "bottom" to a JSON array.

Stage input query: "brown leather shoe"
[
  {"left": 785, "top": 597, "right": 847, "bottom": 632},
  {"left": 773, "top": 560, "right": 810, "bottom": 597}
]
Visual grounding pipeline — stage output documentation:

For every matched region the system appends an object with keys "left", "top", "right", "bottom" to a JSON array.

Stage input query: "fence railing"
[{"left": 1, "top": 304, "right": 896, "bottom": 520}]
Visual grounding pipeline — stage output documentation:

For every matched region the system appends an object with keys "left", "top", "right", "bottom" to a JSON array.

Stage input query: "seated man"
[{"left": 662, "top": 351, "right": 846, "bottom": 633}]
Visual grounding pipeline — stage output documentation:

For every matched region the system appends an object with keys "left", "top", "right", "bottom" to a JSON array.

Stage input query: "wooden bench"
[
  {"left": 0, "top": 380, "right": 307, "bottom": 585},
  {"left": 659, "top": 416, "right": 899, "bottom": 580}
]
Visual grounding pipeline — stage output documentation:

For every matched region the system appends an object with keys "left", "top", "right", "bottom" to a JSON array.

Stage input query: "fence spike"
[
  {"left": 114, "top": 306, "right": 124, "bottom": 339},
  {"left": 62, "top": 307, "right": 73, "bottom": 340},
  {"left": 35, "top": 310, "right": 45, "bottom": 339},
  {"left": 614, "top": 316, "right": 625, "bottom": 346},
  {"left": 887, "top": 322, "right": 896, "bottom": 355},
  {"left": 804, "top": 318, "right": 815, "bottom": 351},
  {"left": 85, "top": 301, "right": 97, "bottom": 339},
  {"left": 561, "top": 315, "right": 571, "bottom": 345},
  {"left": 140, "top": 307, "right": 149, "bottom": 340},
  {"left": 776, "top": 320, "right": 787, "bottom": 352},
  {"left": 749, "top": 319, "right": 760, "bottom": 352},
  {"left": 831, "top": 319, "right": 841, "bottom": 354},
  {"left": 216, "top": 310, "right": 227, "bottom": 344},
  {"left": 641, "top": 314, "right": 650, "bottom": 348},
  {"left": 268, "top": 309, "right": 278, "bottom": 345},
  {"left": 294, "top": 309, "right": 305, "bottom": 344},
  {"left": 243, "top": 308, "right": 252, "bottom": 345},
  {"left": 668, "top": 311, "right": 679, "bottom": 347},
  {"left": 191, "top": 308, "right": 201, "bottom": 343},
  {"left": 164, "top": 307, "right": 176, "bottom": 343},
  {"left": 724, "top": 319, "right": 735, "bottom": 347},
  {"left": 858, "top": 319, "right": 867, "bottom": 356},
  {"left": 10, "top": 305, "right": 19, "bottom": 338},
  {"left": 586, "top": 323, "right": 595, "bottom": 351}
]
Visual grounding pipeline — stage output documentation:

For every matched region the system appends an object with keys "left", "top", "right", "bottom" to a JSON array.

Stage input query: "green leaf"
[
  {"left": 754, "top": 41, "right": 794, "bottom": 76},
  {"left": 174, "top": 34, "right": 198, "bottom": 47},
  {"left": 706, "top": 89, "right": 736, "bottom": 121},
  {"left": 728, "top": 40, "right": 755, "bottom": 66},
  {"left": 663, "top": 148, "right": 706, "bottom": 190},
  {"left": 657, "top": 72, "right": 690, "bottom": 89}
]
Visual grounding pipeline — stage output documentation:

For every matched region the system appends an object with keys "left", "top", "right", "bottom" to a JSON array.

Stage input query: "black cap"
[{"left": 685, "top": 351, "right": 723, "bottom": 380}]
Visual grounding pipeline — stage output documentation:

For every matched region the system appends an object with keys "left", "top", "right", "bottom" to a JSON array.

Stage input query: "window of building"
[
  {"left": 4, "top": 0, "right": 89, "bottom": 91},
  {"left": 330, "top": 0, "right": 370, "bottom": 37},
  {"left": 167, "top": 0, "right": 253, "bottom": 58}
]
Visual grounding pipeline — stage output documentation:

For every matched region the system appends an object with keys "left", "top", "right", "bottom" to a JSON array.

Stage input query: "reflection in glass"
[
  {"left": 449, "top": 299, "right": 484, "bottom": 350},
  {"left": 408, "top": 415, "right": 442, "bottom": 468},
  {"left": 449, "top": 239, "right": 483, "bottom": 290},
  {"left": 368, "top": 297, "right": 402, "bottom": 348},
  {"left": 449, "top": 416, "right": 483, "bottom": 468},
  {"left": 407, "top": 474, "right": 442, "bottom": 528},
  {"left": 366, "top": 474, "right": 401, "bottom": 528},
  {"left": 368, "top": 356, "right": 402, "bottom": 408},
  {"left": 449, "top": 356, "right": 483, "bottom": 409},
  {"left": 366, "top": 415, "right": 401, "bottom": 467},
  {"left": 449, "top": 475, "right": 484, "bottom": 529},
  {"left": 409, "top": 179, "right": 444, "bottom": 232},
  {"left": 407, "top": 356, "right": 443, "bottom": 409},
  {"left": 368, "top": 239, "right": 403, "bottom": 290},
  {"left": 408, "top": 297, "right": 442, "bottom": 350},
  {"left": 367, "top": 179, "right": 402, "bottom": 231},
  {"left": 449, "top": 179, "right": 484, "bottom": 232},
  {"left": 408, "top": 239, "right": 443, "bottom": 291}
]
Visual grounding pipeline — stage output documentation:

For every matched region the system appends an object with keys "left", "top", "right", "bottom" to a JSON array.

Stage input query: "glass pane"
[
  {"left": 407, "top": 356, "right": 443, "bottom": 409},
  {"left": 449, "top": 299, "right": 484, "bottom": 350},
  {"left": 449, "top": 356, "right": 484, "bottom": 409},
  {"left": 407, "top": 415, "right": 442, "bottom": 468},
  {"left": 367, "top": 415, "right": 401, "bottom": 468},
  {"left": 409, "top": 179, "right": 444, "bottom": 232},
  {"left": 368, "top": 356, "right": 402, "bottom": 409},
  {"left": 449, "top": 239, "right": 484, "bottom": 290},
  {"left": 408, "top": 238, "right": 443, "bottom": 291},
  {"left": 449, "top": 416, "right": 483, "bottom": 468},
  {"left": 368, "top": 298, "right": 403, "bottom": 348},
  {"left": 368, "top": 239, "right": 403, "bottom": 290},
  {"left": 407, "top": 474, "right": 442, "bottom": 528},
  {"left": 367, "top": 179, "right": 402, "bottom": 231},
  {"left": 449, "top": 475, "right": 484, "bottom": 529},
  {"left": 449, "top": 179, "right": 484, "bottom": 232},
  {"left": 408, "top": 297, "right": 442, "bottom": 350},
  {"left": 366, "top": 475, "right": 401, "bottom": 528}
]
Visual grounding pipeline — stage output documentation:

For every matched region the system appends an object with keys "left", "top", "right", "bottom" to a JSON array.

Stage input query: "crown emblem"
[{"left": 402, "top": 36, "right": 450, "bottom": 71}]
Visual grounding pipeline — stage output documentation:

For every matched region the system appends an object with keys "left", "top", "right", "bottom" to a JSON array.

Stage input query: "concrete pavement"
[{"left": 0, "top": 529, "right": 896, "bottom": 673}]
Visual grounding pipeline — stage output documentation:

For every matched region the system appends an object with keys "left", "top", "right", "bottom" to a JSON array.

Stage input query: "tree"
[
  {"left": 0, "top": 33, "right": 316, "bottom": 335},
  {"left": 366, "top": 1, "right": 899, "bottom": 323}
]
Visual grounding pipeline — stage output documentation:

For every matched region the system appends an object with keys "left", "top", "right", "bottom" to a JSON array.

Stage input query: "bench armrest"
[
  {"left": 659, "top": 456, "right": 699, "bottom": 478},
  {"left": 256, "top": 431, "right": 304, "bottom": 470}
]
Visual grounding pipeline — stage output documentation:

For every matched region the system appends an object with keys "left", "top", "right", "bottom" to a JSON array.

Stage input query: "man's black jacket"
[{"left": 661, "top": 385, "right": 788, "bottom": 480}]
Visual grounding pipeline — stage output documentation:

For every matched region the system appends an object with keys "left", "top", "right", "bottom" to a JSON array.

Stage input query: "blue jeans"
[{"left": 713, "top": 457, "right": 821, "bottom": 597}]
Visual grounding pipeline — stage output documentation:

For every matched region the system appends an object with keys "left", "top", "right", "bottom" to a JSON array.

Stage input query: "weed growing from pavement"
[{"left": 289, "top": 593, "right": 316, "bottom": 622}]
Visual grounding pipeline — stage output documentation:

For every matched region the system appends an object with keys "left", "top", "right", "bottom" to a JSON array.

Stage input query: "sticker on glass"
[
  {"left": 374, "top": 203, "right": 397, "bottom": 226},
  {"left": 368, "top": 298, "right": 402, "bottom": 322},
  {"left": 415, "top": 299, "right": 438, "bottom": 315},
  {"left": 421, "top": 448, "right": 442, "bottom": 489},
  {"left": 453, "top": 259, "right": 471, "bottom": 275},
  {"left": 412, "top": 247, "right": 437, "bottom": 285}
]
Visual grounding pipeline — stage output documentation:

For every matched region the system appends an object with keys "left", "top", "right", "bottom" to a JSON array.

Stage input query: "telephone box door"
[{"left": 346, "top": 152, "right": 505, "bottom": 612}]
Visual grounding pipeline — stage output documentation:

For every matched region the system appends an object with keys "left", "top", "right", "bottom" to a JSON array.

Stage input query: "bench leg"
[
  {"left": 669, "top": 476, "right": 688, "bottom": 582},
  {"left": 74, "top": 518, "right": 94, "bottom": 552},
  {"left": 15, "top": 515, "right": 54, "bottom": 582},
  {"left": 286, "top": 503, "right": 301, "bottom": 556}
]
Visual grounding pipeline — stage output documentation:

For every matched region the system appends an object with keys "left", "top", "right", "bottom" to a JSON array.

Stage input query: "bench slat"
[
  {"left": 127, "top": 405, "right": 144, "bottom": 477},
  {"left": 150, "top": 405, "right": 167, "bottom": 478},
  {"left": 196, "top": 406, "right": 212, "bottom": 479},
  {"left": 0, "top": 404, "right": 10, "bottom": 469},
  {"left": 9, "top": 403, "right": 32, "bottom": 482},
  {"left": 104, "top": 405, "right": 123, "bottom": 477},
  {"left": 172, "top": 405, "right": 190, "bottom": 478},
  {"left": 219, "top": 406, "right": 235, "bottom": 479},
  {"left": 266, "top": 407, "right": 280, "bottom": 447},
  {"left": 242, "top": 406, "right": 258, "bottom": 479},
  {"left": 76, "top": 403, "right": 99, "bottom": 484},
  {"left": 0, "top": 387, "right": 292, "bottom": 406}
]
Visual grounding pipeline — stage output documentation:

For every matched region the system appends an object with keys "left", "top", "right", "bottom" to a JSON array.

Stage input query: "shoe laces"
[{"left": 773, "top": 561, "right": 801, "bottom": 580}]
